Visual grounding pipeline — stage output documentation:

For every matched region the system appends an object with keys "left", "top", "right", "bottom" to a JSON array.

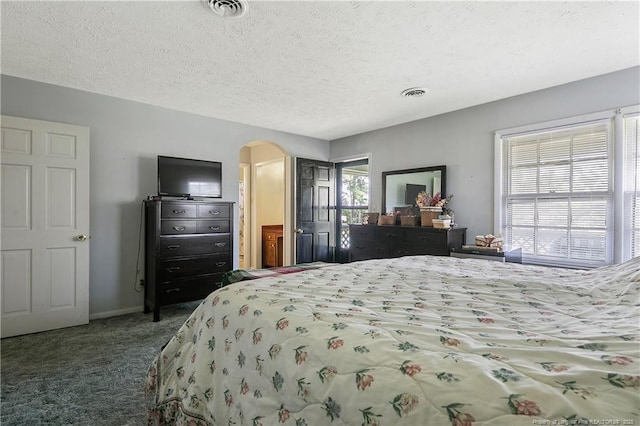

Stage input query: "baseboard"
[{"left": 89, "top": 306, "right": 144, "bottom": 320}]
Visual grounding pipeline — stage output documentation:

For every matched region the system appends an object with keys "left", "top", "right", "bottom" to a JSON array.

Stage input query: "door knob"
[
  {"left": 295, "top": 229, "right": 304, "bottom": 234},
  {"left": 76, "top": 235, "right": 88, "bottom": 242}
]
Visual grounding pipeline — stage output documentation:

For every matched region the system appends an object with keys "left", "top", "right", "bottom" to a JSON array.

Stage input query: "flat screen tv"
[{"left": 158, "top": 155, "right": 222, "bottom": 198}]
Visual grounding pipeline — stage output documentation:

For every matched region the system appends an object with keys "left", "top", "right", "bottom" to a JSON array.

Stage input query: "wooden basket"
[
  {"left": 378, "top": 215, "right": 396, "bottom": 225},
  {"left": 364, "top": 212, "right": 379, "bottom": 225},
  {"left": 400, "top": 216, "right": 420, "bottom": 227},
  {"left": 432, "top": 219, "right": 451, "bottom": 229},
  {"left": 420, "top": 208, "right": 442, "bottom": 227}
]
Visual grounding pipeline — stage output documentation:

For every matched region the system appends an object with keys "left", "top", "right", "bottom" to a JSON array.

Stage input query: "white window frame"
[
  {"left": 622, "top": 111, "right": 640, "bottom": 260},
  {"left": 495, "top": 106, "right": 640, "bottom": 268}
]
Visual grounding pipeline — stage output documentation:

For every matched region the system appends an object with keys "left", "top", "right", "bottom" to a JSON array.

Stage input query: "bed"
[{"left": 145, "top": 255, "right": 640, "bottom": 425}]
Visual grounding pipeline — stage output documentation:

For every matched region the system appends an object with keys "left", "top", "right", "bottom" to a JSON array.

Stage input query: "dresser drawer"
[
  {"left": 197, "top": 204, "right": 231, "bottom": 219},
  {"left": 391, "top": 242, "right": 449, "bottom": 257},
  {"left": 161, "top": 204, "right": 197, "bottom": 218},
  {"left": 377, "top": 227, "right": 404, "bottom": 242},
  {"left": 405, "top": 230, "right": 447, "bottom": 247},
  {"left": 161, "top": 220, "right": 197, "bottom": 235},
  {"left": 159, "top": 254, "right": 231, "bottom": 280},
  {"left": 207, "top": 235, "right": 231, "bottom": 253},
  {"left": 197, "top": 220, "right": 230, "bottom": 234},
  {"left": 350, "top": 243, "right": 387, "bottom": 261},
  {"left": 159, "top": 274, "right": 224, "bottom": 305},
  {"left": 349, "top": 225, "right": 377, "bottom": 242},
  {"left": 159, "top": 234, "right": 231, "bottom": 258},
  {"left": 390, "top": 244, "right": 422, "bottom": 257},
  {"left": 264, "top": 231, "right": 281, "bottom": 241}
]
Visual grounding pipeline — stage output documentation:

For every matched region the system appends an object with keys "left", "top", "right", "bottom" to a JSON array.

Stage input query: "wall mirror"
[{"left": 381, "top": 165, "right": 446, "bottom": 214}]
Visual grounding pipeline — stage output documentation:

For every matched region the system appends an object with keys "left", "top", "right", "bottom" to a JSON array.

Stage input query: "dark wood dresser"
[
  {"left": 144, "top": 200, "right": 234, "bottom": 321},
  {"left": 262, "top": 225, "right": 284, "bottom": 268},
  {"left": 349, "top": 224, "right": 466, "bottom": 262}
]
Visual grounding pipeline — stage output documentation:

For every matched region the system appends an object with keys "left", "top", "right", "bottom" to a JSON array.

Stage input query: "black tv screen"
[
  {"left": 158, "top": 156, "right": 222, "bottom": 198},
  {"left": 405, "top": 183, "right": 426, "bottom": 205}
]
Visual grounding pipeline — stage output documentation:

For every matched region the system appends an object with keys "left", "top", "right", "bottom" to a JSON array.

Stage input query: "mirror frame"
[{"left": 381, "top": 165, "right": 447, "bottom": 214}]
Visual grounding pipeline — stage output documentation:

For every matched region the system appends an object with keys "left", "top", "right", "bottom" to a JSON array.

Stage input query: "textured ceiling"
[{"left": 1, "top": 1, "right": 638, "bottom": 140}]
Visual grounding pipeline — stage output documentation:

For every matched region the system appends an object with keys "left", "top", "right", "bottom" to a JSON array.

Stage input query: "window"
[
  {"left": 625, "top": 114, "right": 640, "bottom": 259},
  {"left": 497, "top": 107, "right": 639, "bottom": 268}
]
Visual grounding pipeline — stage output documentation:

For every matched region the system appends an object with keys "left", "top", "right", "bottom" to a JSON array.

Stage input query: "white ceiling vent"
[
  {"left": 401, "top": 87, "right": 428, "bottom": 98},
  {"left": 206, "top": 0, "right": 247, "bottom": 18}
]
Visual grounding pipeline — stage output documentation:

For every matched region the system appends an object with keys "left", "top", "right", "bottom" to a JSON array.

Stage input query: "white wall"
[
  {"left": 255, "top": 160, "right": 285, "bottom": 226},
  {"left": 331, "top": 67, "right": 640, "bottom": 242},
  {"left": 0, "top": 75, "right": 329, "bottom": 317}
]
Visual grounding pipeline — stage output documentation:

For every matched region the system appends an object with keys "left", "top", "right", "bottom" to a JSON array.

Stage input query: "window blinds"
[
  {"left": 625, "top": 114, "right": 640, "bottom": 259},
  {"left": 502, "top": 121, "right": 612, "bottom": 267}
]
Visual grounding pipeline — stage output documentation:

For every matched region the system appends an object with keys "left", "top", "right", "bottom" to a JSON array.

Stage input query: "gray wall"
[
  {"left": 331, "top": 67, "right": 640, "bottom": 242},
  {"left": 3, "top": 67, "right": 638, "bottom": 316},
  {"left": 1, "top": 75, "right": 330, "bottom": 317}
]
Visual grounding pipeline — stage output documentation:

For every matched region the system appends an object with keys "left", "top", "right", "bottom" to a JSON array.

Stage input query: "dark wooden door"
[{"left": 296, "top": 158, "right": 335, "bottom": 263}]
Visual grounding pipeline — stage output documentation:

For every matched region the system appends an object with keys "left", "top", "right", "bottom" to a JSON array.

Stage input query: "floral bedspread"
[{"left": 146, "top": 256, "right": 640, "bottom": 426}]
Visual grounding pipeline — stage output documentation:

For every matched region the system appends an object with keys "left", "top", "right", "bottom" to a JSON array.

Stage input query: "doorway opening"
[
  {"left": 239, "top": 141, "right": 292, "bottom": 269},
  {"left": 335, "top": 158, "right": 370, "bottom": 263}
]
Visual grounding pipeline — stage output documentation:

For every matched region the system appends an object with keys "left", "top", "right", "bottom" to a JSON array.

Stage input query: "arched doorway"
[{"left": 239, "top": 141, "right": 293, "bottom": 269}]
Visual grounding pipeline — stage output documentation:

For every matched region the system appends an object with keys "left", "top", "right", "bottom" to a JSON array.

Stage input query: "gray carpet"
[{"left": 1, "top": 302, "right": 200, "bottom": 426}]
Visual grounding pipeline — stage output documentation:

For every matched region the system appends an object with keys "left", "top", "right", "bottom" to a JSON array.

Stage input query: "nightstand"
[{"left": 450, "top": 246, "right": 522, "bottom": 263}]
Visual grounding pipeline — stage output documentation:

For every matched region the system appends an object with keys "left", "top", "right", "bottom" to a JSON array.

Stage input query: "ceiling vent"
[
  {"left": 206, "top": 0, "right": 247, "bottom": 18},
  {"left": 401, "top": 87, "right": 428, "bottom": 98}
]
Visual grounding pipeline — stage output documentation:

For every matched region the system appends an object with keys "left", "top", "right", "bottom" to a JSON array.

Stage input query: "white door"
[{"left": 1, "top": 115, "right": 90, "bottom": 338}]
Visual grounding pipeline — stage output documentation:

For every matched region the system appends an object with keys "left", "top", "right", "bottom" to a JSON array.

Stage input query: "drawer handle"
[
  {"left": 209, "top": 210, "right": 221, "bottom": 216},
  {"left": 172, "top": 209, "right": 186, "bottom": 214},
  {"left": 208, "top": 226, "right": 221, "bottom": 230},
  {"left": 166, "top": 267, "right": 181, "bottom": 272},
  {"left": 215, "top": 242, "right": 227, "bottom": 247},
  {"left": 215, "top": 262, "right": 227, "bottom": 267},
  {"left": 172, "top": 226, "right": 186, "bottom": 231},
  {"left": 355, "top": 246, "right": 364, "bottom": 249},
  {"left": 166, "top": 288, "right": 180, "bottom": 294},
  {"left": 167, "top": 245, "right": 180, "bottom": 250}
]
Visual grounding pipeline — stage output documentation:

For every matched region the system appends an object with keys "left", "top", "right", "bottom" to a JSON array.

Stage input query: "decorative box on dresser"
[
  {"left": 349, "top": 224, "right": 466, "bottom": 261},
  {"left": 144, "top": 200, "right": 234, "bottom": 321}
]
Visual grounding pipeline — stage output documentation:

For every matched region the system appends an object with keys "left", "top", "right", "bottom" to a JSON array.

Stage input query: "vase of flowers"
[{"left": 416, "top": 191, "right": 453, "bottom": 227}]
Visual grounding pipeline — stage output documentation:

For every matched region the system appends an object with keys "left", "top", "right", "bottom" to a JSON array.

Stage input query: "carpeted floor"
[{"left": 1, "top": 302, "right": 199, "bottom": 426}]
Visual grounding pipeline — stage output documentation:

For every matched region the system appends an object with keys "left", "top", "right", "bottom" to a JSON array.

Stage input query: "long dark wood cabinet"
[
  {"left": 349, "top": 224, "right": 466, "bottom": 262},
  {"left": 144, "top": 200, "right": 234, "bottom": 321}
]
